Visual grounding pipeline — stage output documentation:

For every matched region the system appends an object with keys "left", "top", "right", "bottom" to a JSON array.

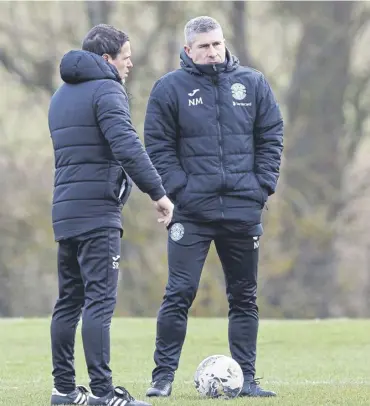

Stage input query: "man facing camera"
[{"left": 144, "top": 16, "right": 283, "bottom": 398}]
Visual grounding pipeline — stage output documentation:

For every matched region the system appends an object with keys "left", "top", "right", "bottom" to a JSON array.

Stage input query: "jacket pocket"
[
  {"left": 257, "top": 184, "right": 265, "bottom": 206},
  {"left": 110, "top": 165, "right": 132, "bottom": 206},
  {"left": 176, "top": 183, "right": 190, "bottom": 210},
  {"left": 252, "top": 173, "right": 266, "bottom": 207},
  {"left": 119, "top": 169, "right": 132, "bottom": 206}
]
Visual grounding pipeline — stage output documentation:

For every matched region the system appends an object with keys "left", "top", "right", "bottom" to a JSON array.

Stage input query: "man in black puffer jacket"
[
  {"left": 48, "top": 24, "right": 173, "bottom": 406},
  {"left": 144, "top": 16, "right": 283, "bottom": 398}
]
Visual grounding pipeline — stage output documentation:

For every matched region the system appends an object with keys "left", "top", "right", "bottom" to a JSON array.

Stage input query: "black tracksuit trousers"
[
  {"left": 50, "top": 228, "right": 121, "bottom": 397},
  {"left": 152, "top": 221, "right": 260, "bottom": 383}
]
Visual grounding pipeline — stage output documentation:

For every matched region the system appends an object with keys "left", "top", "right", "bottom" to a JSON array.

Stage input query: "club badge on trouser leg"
[{"left": 169, "top": 223, "right": 185, "bottom": 242}]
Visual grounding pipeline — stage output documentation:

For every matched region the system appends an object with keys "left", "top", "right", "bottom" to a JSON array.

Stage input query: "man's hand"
[{"left": 154, "top": 195, "right": 174, "bottom": 227}]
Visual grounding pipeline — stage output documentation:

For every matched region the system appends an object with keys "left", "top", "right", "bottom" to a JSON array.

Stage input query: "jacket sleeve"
[
  {"left": 144, "top": 80, "right": 187, "bottom": 201},
  {"left": 94, "top": 81, "right": 165, "bottom": 201},
  {"left": 254, "top": 74, "right": 284, "bottom": 199}
]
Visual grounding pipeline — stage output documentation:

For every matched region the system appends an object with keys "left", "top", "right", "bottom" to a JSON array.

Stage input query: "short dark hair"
[{"left": 82, "top": 24, "right": 129, "bottom": 59}]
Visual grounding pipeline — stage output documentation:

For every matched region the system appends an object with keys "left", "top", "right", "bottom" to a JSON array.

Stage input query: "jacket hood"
[
  {"left": 180, "top": 48, "right": 239, "bottom": 75},
  {"left": 60, "top": 50, "right": 122, "bottom": 84}
]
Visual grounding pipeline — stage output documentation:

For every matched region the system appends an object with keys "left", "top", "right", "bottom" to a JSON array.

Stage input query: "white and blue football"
[{"left": 194, "top": 354, "right": 244, "bottom": 399}]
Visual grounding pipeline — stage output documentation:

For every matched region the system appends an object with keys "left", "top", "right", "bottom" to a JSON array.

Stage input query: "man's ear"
[
  {"left": 184, "top": 45, "right": 191, "bottom": 57},
  {"left": 102, "top": 53, "right": 109, "bottom": 62}
]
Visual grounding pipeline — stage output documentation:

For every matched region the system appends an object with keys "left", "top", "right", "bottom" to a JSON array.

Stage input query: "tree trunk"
[
  {"left": 85, "top": 1, "right": 114, "bottom": 26},
  {"left": 267, "top": 2, "right": 354, "bottom": 317}
]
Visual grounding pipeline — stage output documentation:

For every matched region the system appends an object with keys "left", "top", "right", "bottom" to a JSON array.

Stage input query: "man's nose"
[{"left": 208, "top": 46, "right": 217, "bottom": 57}]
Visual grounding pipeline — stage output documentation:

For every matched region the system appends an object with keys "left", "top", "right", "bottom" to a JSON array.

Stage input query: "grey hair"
[{"left": 184, "top": 16, "right": 223, "bottom": 46}]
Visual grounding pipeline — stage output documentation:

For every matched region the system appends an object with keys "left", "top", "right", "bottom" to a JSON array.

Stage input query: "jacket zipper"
[{"left": 212, "top": 72, "right": 225, "bottom": 219}]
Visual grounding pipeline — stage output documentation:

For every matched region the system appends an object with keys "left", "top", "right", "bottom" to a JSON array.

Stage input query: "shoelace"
[
  {"left": 251, "top": 377, "right": 263, "bottom": 386},
  {"left": 76, "top": 385, "right": 89, "bottom": 394},
  {"left": 114, "top": 386, "right": 135, "bottom": 402}
]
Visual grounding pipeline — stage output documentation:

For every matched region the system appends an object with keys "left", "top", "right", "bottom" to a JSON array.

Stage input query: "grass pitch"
[{"left": 0, "top": 318, "right": 369, "bottom": 405}]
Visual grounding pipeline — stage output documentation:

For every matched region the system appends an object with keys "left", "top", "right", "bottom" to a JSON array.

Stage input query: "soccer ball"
[{"left": 194, "top": 355, "right": 244, "bottom": 399}]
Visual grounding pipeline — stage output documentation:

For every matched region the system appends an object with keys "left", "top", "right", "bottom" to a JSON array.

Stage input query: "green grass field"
[{"left": 0, "top": 318, "right": 369, "bottom": 405}]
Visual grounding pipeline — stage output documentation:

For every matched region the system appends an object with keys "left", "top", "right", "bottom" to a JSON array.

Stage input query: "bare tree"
[
  {"left": 263, "top": 1, "right": 370, "bottom": 317},
  {"left": 85, "top": 1, "right": 114, "bottom": 26},
  {"left": 229, "top": 1, "right": 250, "bottom": 66}
]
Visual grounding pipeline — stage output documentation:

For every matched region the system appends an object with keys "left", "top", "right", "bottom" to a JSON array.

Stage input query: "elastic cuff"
[{"left": 148, "top": 185, "right": 166, "bottom": 201}]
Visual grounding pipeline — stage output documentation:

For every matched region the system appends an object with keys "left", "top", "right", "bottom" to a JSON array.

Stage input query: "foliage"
[{"left": 1, "top": 1, "right": 370, "bottom": 317}]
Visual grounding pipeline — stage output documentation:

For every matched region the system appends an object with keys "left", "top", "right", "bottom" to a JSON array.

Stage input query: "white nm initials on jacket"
[{"left": 188, "top": 97, "right": 203, "bottom": 106}]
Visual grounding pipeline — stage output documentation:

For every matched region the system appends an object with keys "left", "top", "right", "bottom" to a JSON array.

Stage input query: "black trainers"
[
  {"left": 239, "top": 378, "right": 276, "bottom": 397},
  {"left": 51, "top": 385, "right": 89, "bottom": 405},
  {"left": 88, "top": 386, "right": 151, "bottom": 405},
  {"left": 146, "top": 379, "right": 172, "bottom": 397}
]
